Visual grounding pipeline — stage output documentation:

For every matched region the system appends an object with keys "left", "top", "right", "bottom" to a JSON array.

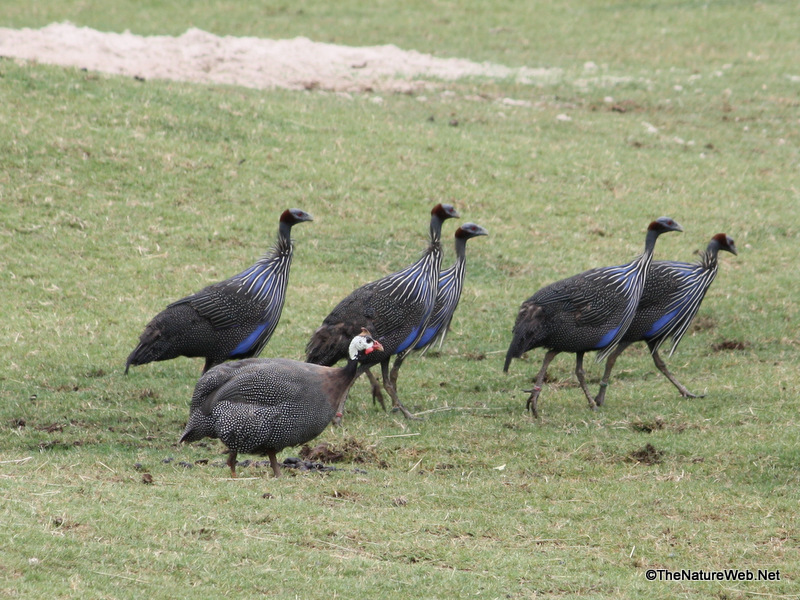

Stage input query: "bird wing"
[
  {"left": 316, "top": 282, "right": 423, "bottom": 345},
  {"left": 367, "top": 289, "right": 425, "bottom": 338},
  {"left": 169, "top": 251, "right": 291, "bottom": 332},
  {"left": 167, "top": 284, "right": 243, "bottom": 330},
  {"left": 200, "top": 360, "right": 325, "bottom": 415},
  {"left": 307, "top": 247, "right": 439, "bottom": 363},
  {"left": 572, "top": 294, "right": 618, "bottom": 327},
  {"left": 530, "top": 274, "right": 609, "bottom": 326},
  {"left": 190, "top": 359, "right": 260, "bottom": 415}
]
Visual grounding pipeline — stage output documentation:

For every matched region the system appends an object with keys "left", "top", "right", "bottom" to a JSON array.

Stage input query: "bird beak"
[{"left": 366, "top": 341, "right": 384, "bottom": 354}]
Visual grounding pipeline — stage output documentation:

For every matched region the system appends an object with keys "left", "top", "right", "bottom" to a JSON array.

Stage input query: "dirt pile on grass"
[{"left": 0, "top": 22, "right": 562, "bottom": 92}]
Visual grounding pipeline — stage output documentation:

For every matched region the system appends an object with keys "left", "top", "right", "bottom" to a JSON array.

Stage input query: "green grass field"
[{"left": 2, "top": 2, "right": 799, "bottom": 598}]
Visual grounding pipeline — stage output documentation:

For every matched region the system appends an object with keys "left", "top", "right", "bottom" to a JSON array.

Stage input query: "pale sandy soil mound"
[{"left": 0, "top": 22, "right": 562, "bottom": 92}]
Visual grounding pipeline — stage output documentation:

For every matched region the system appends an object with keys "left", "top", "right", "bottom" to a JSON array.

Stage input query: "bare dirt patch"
[{"left": 0, "top": 22, "right": 562, "bottom": 93}]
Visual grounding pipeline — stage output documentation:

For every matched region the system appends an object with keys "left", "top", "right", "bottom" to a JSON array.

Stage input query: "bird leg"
[
  {"left": 380, "top": 360, "right": 420, "bottom": 420},
  {"left": 651, "top": 349, "right": 703, "bottom": 398},
  {"left": 524, "top": 350, "right": 558, "bottom": 418},
  {"left": 575, "top": 352, "right": 597, "bottom": 411},
  {"left": 388, "top": 353, "right": 407, "bottom": 390},
  {"left": 335, "top": 368, "right": 368, "bottom": 423},
  {"left": 227, "top": 451, "right": 238, "bottom": 478},
  {"left": 594, "top": 343, "right": 629, "bottom": 407},
  {"left": 363, "top": 367, "right": 387, "bottom": 411},
  {"left": 332, "top": 388, "right": 349, "bottom": 425},
  {"left": 267, "top": 451, "right": 282, "bottom": 478}
]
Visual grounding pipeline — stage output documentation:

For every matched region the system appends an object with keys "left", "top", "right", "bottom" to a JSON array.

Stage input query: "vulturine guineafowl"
[
  {"left": 415, "top": 223, "right": 489, "bottom": 353},
  {"left": 179, "top": 329, "right": 383, "bottom": 478},
  {"left": 504, "top": 217, "right": 683, "bottom": 417},
  {"left": 126, "top": 208, "right": 312, "bottom": 374},
  {"left": 365, "top": 222, "right": 489, "bottom": 406},
  {"left": 305, "top": 203, "right": 459, "bottom": 420},
  {"left": 593, "top": 233, "right": 737, "bottom": 406}
]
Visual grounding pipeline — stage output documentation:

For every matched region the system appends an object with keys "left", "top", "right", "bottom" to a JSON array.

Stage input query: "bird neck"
[
  {"left": 454, "top": 236, "right": 468, "bottom": 262},
  {"left": 343, "top": 356, "right": 360, "bottom": 378},
  {"left": 278, "top": 220, "right": 294, "bottom": 245},
  {"left": 326, "top": 358, "right": 361, "bottom": 411},
  {"left": 429, "top": 214, "right": 444, "bottom": 244},
  {"left": 699, "top": 240, "right": 720, "bottom": 271},
  {"left": 427, "top": 215, "right": 445, "bottom": 272},
  {"left": 416, "top": 224, "right": 444, "bottom": 278},
  {"left": 259, "top": 225, "right": 293, "bottom": 265},
  {"left": 638, "top": 227, "right": 664, "bottom": 270},
  {"left": 231, "top": 226, "right": 293, "bottom": 293},
  {"left": 643, "top": 227, "right": 662, "bottom": 256}
]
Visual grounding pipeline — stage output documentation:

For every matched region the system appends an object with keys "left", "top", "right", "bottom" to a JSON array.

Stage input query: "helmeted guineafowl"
[
  {"left": 179, "top": 329, "right": 383, "bottom": 478},
  {"left": 593, "top": 233, "right": 737, "bottom": 406},
  {"left": 125, "top": 208, "right": 313, "bottom": 374},
  {"left": 504, "top": 217, "right": 683, "bottom": 417},
  {"left": 364, "top": 222, "right": 489, "bottom": 406},
  {"left": 305, "top": 203, "right": 459, "bottom": 420}
]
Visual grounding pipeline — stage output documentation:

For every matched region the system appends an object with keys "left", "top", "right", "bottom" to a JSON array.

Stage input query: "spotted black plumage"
[
  {"left": 179, "top": 330, "right": 383, "bottom": 478},
  {"left": 503, "top": 217, "right": 683, "bottom": 416},
  {"left": 594, "top": 233, "right": 737, "bottom": 406},
  {"left": 125, "top": 208, "right": 312, "bottom": 374},
  {"left": 305, "top": 203, "right": 459, "bottom": 419}
]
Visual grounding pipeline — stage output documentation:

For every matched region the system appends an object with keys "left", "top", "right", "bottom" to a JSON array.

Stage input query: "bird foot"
[
  {"left": 372, "top": 390, "right": 387, "bottom": 411},
  {"left": 268, "top": 452, "right": 281, "bottom": 478},
  {"left": 523, "top": 387, "right": 541, "bottom": 418},
  {"left": 363, "top": 369, "right": 387, "bottom": 410},
  {"left": 227, "top": 452, "right": 238, "bottom": 478},
  {"left": 391, "top": 404, "right": 422, "bottom": 421},
  {"left": 594, "top": 382, "right": 609, "bottom": 407},
  {"left": 680, "top": 391, "right": 704, "bottom": 399}
]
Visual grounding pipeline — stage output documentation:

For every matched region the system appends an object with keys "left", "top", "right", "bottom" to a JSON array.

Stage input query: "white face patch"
[{"left": 348, "top": 335, "right": 373, "bottom": 360}]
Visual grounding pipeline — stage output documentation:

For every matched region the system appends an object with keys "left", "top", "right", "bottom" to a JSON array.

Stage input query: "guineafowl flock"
[
  {"left": 305, "top": 203, "right": 460, "bottom": 420},
  {"left": 126, "top": 204, "right": 737, "bottom": 478}
]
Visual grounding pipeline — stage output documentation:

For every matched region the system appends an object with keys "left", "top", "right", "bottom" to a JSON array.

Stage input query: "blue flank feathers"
[
  {"left": 230, "top": 322, "right": 270, "bottom": 356},
  {"left": 645, "top": 308, "right": 681, "bottom": 338},
  {"left": 395, "top": 326, "right": 422, "bottom": 355},
  {"left": 595, "top": 325, "right": 621, "bottom": 350},
  {"left": 414, "top": 326, "right": 439, "bottom": 350}
]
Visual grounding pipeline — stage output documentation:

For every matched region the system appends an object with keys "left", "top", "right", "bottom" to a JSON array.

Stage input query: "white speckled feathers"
[{"left": 180, "top": 358, "right": 345, "bottom": 451}]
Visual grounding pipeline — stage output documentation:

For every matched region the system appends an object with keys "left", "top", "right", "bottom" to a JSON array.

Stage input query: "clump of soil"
[
  {"left": 627, "top": 443, "right": 664, "bottom": 465},
  {"left": 629, "top": 417, "right": 666, "bottom": 433},
  {"left": 711, "top": 340, "right": 749, "bottom": 352},
  {"left": 629, "top": 417, "right": 688, "bottom": 434},
  {"left": 300, "top": 437, "right": 387, "bottom": 468},
  {"left": 691, "top": 314, "right": 716, "bottom": 332},
  {"left": 37, "top": 423, "right": 64, "bottom": 433}
]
